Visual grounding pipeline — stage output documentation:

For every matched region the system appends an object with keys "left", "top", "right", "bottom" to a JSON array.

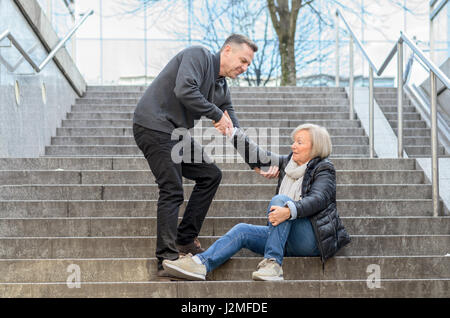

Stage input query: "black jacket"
[
  {"left": 133, "top": 46, "right": 240, "bottom": 134},
  {"left": 233, "top": 129, "right": 351, "bottom": 263}
]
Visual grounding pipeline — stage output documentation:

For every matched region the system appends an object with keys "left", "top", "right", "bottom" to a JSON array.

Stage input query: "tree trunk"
[{"left": 267, "top": 0, "right": 303, "bottom": 86}]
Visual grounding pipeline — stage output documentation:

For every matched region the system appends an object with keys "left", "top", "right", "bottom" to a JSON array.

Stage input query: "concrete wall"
[{"left": 0, "top": 0, "right": 84, "bottom": 157}]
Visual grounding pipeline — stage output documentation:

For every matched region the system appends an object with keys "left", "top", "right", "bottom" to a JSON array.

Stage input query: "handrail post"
[
  {"left": 335, "top": 11, "right": 340, "bottom": 87},
  {"left": 430, "top": 71, "right": 440, "bottom": 216},
  {"left": 349, "top": 37, "right": 354, "bottom": 120},
  {"left": 369, "top": 67, "right": 374, "bottom": 158},
  {"left": 430, "top": 1, "right": 435, "bottom": 63},
  {"left": 397, "top": 41, "right": 404, "bottom": 158}
]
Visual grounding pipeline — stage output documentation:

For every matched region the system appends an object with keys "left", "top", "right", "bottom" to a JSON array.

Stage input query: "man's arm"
[{"left": 173, "top": 48, "right": 223, "bottom": 122}]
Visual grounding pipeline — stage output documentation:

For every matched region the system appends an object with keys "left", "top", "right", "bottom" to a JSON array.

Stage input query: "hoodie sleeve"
[
  {"left": 173, "top": 48, "right": 223, "bottom": 122},
  {"left": 231, "top": 128, "right": 284, "bottom": 169}
]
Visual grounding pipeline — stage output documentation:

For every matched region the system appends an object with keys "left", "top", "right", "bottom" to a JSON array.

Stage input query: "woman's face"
[{"left": 291, "top": 129, "right": 313, "bottom": 165}]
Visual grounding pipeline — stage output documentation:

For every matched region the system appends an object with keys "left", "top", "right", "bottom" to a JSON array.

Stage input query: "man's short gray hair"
[
  {"left": 291, "top": 123, "right": 332, "bottom": 159},
  {"left": 221, "top": 34, "right": 258, "bottom": 52}
]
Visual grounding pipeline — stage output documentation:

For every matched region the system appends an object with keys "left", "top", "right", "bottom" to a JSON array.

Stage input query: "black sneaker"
[{"left": 156, "top": 268, "right": 186, "bottom": 281}]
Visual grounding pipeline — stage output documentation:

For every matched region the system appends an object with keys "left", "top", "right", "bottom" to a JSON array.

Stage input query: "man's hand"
[
  {"left": 254, "top": 166, "right": 279, "bottom": 179},
  {"left": 268, "top": 206, "right": 291, "bottom": 226},
  {"left": 213, "top": 110, "right": 233, "bottom": 137}
]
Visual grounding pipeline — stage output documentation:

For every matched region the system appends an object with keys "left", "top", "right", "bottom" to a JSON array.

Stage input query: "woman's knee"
[
  {"left": 226, "top": 223, "right": 260, "bottom": 243},
  {"left": 228, "top": 223, "right": 252, "bottom": 236},
  {"left": 268, "top": 194, "right": 292, "bottom": 212}
]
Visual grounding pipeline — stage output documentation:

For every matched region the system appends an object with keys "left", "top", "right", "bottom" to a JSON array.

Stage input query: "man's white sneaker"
[
  {"left": 162, "top": 253, "right": 207, "bottom": 281},
  {"left": 252, "top": 258, "right": 284, "bottom": 281}
]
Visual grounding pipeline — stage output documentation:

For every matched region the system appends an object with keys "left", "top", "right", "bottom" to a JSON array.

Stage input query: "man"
[{"left": 133, "top": 34, "right": 258, "bottom": 279}]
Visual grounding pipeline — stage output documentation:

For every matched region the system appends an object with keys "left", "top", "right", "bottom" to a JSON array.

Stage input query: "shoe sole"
[
  {"left": 252, "top": 273, "right": 284, "bottom": 281},
  {"left": 156, "top": 275, "right": 187, "bottom": 282},
  {"left": 163, "top": 262, "right": 206, "bottom": 281}
]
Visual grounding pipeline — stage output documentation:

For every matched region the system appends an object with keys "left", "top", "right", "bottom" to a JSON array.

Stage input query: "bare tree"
[
  {"left": 267, "top": 0, "right": 314, "bottom": 86},
  {"left": 111, "top": 0, "right": 428, "bottom": 87},
  {"left": 171, "top": 0, "right": 281, "bottom": 86}
]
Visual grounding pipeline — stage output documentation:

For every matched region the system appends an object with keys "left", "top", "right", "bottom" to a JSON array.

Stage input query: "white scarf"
[{"left": 278, "top": 158, "right": 308, "bottom": 201}]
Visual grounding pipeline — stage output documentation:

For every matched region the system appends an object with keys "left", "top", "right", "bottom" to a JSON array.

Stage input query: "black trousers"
[{"left": 133, "top": 123, "right": 222, "bottom": 269}]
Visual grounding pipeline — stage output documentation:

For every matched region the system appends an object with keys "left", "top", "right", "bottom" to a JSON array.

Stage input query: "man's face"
[{"left": 220, "top": 43, "right": 254, "bottom": 79}]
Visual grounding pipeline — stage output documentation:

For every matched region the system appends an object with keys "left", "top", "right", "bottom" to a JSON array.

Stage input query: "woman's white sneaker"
[
  {"left": 162, "top": 253, "right": 207, "bottom": 281},
  {"left": 252, "top": 258, "right": 284, "bottom": 281}
]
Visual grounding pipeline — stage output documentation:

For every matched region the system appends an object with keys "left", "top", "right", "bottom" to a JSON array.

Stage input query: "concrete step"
[
  {"left": 71, "top": 104, "right": 352, "bottom": 113},
  {"left": 384, "top": 113, "right": 422, "bottom": 121},
  {"left": 376, "top": 98, "right": 412, "bottom": 106},
  {"left": 381, "top": 106, "right": 417, "bottom": 113},
  {"left": 86, "top": 85, "right": 146, "bottom": 92},
  {"left": 83, "top": 91, "right": 349, "bottom": 99},
  {"left": 0, "top": 256, "right": 448, "bottom": 283},
  {"left": 0, "top": 217, "right": 447, "bottom": 237},
  {"left": 0, "top": 157, "right": 417, "bottom": 171},
  {"left": 56, "top": 127, "right": 367, "bottom": 137},
  {"left": 229, "top": 86, "right": 347, "bottom": 92},
  {"left": 230, "top": 91, "right": 349, "bottom": 98},
  {"left": 44, "top": 144, "right": 370, "bottom": 156},
  {"left": 404, "top": 146, "right": 447, "bottom": 157},
  {"left": 66, "top": 111, "right": 353, "bottom": 121},
  {"left": 389, "top": 120, "right": 427, "bottom": 129},
  {"left": 0, "top": 235, "right": 448, "bottom": 258},
  {"left": 50, "top": 136, "right": 369, "bottom": 146},
  {"left": 0, "top": 199, "right": 438, "bottom": 218},
  {"left": 0, "top": 184, "right": 432, "bottom": 201},
  {"left": 2, "top": 279, "right": 449, "bottom": 297},
  {"left": 85, "top": 86, "right": 346, "bottom": 93},
  {"left": 60, "top": 119, "right": 363, "bottom": 128},
  {"left": 373, "top": 93, "right": 410, "bottom": 99},
  {"left": 75, "top": 98, "right": 350, "bottom": 106},
  {"left": 0, "top": 169, "right": 424, "bottom": 185},
  {"left": 403, "top": 137, "right": 434, "bottom": 146},
  {"left": 393, "top": 128, "right": 431, "bottom": 137}
]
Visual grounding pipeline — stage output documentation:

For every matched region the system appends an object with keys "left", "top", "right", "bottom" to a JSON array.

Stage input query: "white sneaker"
[
  {"left": 162, "top": 253, "right": 207, "bottom": 281},
  {"left": 252, "top": 258, "right": 284, "bottom": 281}
]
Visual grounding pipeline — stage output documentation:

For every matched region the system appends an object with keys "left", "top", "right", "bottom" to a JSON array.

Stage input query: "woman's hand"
[
  {"left": 254, "top": 166, "right": 279, "bottom": 179},
  {"left": 268, "top": 206, "right": 291, "bottom": 226}
]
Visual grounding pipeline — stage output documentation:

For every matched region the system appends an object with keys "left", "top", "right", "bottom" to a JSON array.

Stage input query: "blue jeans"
[{"left": 197, "top": 194, "right": 320, "bottom": 272}]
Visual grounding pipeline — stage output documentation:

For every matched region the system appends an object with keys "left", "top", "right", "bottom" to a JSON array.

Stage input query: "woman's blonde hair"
[{"left": 290, "top": 123, "right": 332, "bottom": 159}]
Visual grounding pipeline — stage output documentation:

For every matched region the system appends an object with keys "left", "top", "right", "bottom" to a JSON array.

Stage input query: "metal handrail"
[
  {"left": 0, "top": 9, "right": 93, "bottom": 73},
  {"left": 336, "top": 9, "right": 379, "bottom": 73},
  {"left": 335, "top": 8, "right": 449, "bottom": 217},
  {"left": 430, "top": 0, "right": 449, "bottom": 20},
  {"left": 400, "top": 32, "right": 450, "bottom": 87}
]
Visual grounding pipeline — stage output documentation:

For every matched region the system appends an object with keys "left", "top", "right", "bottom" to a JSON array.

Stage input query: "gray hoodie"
[{"left": 133, "top": 46, "right": 239, "bottom": 134}]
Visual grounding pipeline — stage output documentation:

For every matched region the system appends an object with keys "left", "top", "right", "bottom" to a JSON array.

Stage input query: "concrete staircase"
[
  {"left": 0, "top": 86, "right": 449, "bottom": 297},
  {"left": 374, "top": 87, "right": 449, "bottom": 158}
]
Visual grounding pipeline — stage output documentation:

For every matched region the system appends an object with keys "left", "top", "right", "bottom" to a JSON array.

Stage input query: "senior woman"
[{"left": 163, "top": 123, "right": 351, "bottom": 281}]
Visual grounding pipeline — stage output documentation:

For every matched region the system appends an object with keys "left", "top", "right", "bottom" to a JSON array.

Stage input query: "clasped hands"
[{"left": 213, "top": 110, "right": 234, "bottom": 137}]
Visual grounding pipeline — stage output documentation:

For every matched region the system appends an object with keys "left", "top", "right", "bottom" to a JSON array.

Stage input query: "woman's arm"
[{"left": 232, "top": 127, "right": 286, "bottom": 169}]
